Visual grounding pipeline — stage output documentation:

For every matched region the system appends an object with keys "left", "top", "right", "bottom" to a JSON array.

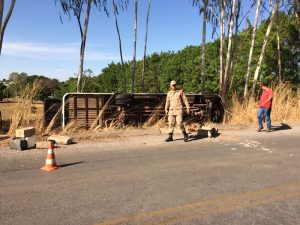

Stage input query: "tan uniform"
[{"left": 165, "top": 89, "right": 190, "bottom": 134}]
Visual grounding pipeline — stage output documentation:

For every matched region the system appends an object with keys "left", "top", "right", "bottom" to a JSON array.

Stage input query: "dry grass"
[
  {"left": 7, "top": 81, "right": 45, "bottom": 136},
  {"left": 227, "top": 84, "right": 300, "bottom": 124},
  {"left": 0, "top": 102, "right": 43, "bottom": 121},
  {"left": 44, "top": 104, "right": 63, "bottom": 135},
  {"left": 60, "top": 120, "right": 79, "bottom": 135}
]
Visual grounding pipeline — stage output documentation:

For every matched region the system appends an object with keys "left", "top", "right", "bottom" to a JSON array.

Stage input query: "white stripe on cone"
[{"left": 46, "top": 159, "right": 57, "bottom": 165}]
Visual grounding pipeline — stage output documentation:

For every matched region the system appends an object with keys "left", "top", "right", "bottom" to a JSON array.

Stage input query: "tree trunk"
[
  {"left": 219, "top": 0, "right": 226, "bottom": 97},
  {"left": 77, "top": 0, "right": 92, "bottom": 92},
  {"left": 229, "top": 0, "right": 241, "bottom": 92},
  {"left": 222, "top": 0, "right": 237, "bottom": 99},
  {"left": 141, "top": 0, "right": 151, "bottom": 93},
  {"left": 200, "top": 0, "right": 208, "bottom": 94},
  {"left": 0, "top": 1, "right": 3, "bottom": 36},
  {"left": 251, "top": 0, "right": 278, "bottom": 97},
  {"left": 295, "top": 2, "right": 300, "bottom": 31},
  {"left": 131, "top": 0, "right": 138, "bottom": 93},
  {"left": 0, "top": 0, "right": 16, "bottom": 55},
  {"left": 113, "top": 0, "right": 126, "bottom": 93},
  {"left": 276, "top": 23, "right": 282, "bottom": 83},
  {"left": 244, "top": 0, "right": 261, "bottom": 98}
]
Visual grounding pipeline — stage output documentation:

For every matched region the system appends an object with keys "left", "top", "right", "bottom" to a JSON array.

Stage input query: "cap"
[{"left": 170, "top": 80, "right": 177, "bottom": 86}]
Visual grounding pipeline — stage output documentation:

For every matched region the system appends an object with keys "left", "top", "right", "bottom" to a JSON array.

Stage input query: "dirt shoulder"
[{"left": 0, "top": 122, "right": 299, "bottom": 160}]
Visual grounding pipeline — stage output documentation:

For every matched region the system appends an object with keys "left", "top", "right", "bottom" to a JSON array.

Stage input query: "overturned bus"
[{"left": 44, "top": 93, "right": 224, "bottom": 130}]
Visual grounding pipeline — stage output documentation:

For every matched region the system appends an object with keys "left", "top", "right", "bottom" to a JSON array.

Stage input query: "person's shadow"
[{"left": 271, "top": 123, "right": 292, "bottom": 131}]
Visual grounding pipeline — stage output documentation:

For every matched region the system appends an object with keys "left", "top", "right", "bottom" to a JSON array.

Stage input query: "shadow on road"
[
  {"left": 59, "top": 161, "right": 85, "bottom": 168},
  {"left": 271, "top": 123, "right": 292, "bottom": 132}
]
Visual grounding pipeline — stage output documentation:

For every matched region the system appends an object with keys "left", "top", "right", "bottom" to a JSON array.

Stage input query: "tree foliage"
[
  {"left": 67, "top": 12, "right": 298, "bottom": 97},
  {"left": 3, "top": 12, "right": 299, "bottom": 101},
  {"left": 6, "top": 73, "right": 59, "bottom": 100}
]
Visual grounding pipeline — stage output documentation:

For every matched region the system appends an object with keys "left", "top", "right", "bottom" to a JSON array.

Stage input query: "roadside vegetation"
[
  {"left": 1, "top": 82, "right": 299, "bottom": 136},
  {"left": 227, "top": 84, "right": 300, "bottom": 124}
]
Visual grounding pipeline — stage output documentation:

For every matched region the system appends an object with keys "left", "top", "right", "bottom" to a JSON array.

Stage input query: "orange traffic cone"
[{"left": 41, "top": 141, "right": 59, "bottom": 171}]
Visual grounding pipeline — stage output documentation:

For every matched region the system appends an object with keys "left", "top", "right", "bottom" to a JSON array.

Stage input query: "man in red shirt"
[{"left": 257, "top": 82, "right": 273, "bottom": 132}]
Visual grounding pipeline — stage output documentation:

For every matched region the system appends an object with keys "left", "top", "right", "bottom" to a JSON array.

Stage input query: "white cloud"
[
  {"left": 1, "top": 41, "right": 133, "bottom": 80},
  {"left": 2, "top": 41, "right": 121, "bottom": 62},
  {"left": 3, "top": 42, "right": 76, "bottom": 55}
]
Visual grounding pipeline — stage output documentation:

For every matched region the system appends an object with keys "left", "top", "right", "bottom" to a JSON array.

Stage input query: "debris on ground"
[
  {"left": 199, "top": 126, "right": 219, "bottom": 138},
  {"left": 0, "top": 135, "right": 9, "bottom": 141},
  {"left": 9, "top": 127, "right": 36, "bottom": 151},
  {"left": 16, "top": 127, "right": 35, "bottom": 138},
  {"left": 36, "top": 141, "right": 49, "bottom": 149},
  {"left": 47, "top": 135, "right": 73, "bottom": 145}
]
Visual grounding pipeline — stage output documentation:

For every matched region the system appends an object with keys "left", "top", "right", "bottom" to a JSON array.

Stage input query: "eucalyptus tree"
[
  {"left": 251, "top": 0, "right": 279, "bottom": 96},
  {"left": 276, "top": 11, "right": 282, "bottom": 83},
  {"left": 243, "top": 0, "right": 262, "bottom": 98},
  {"left": 222, "top": 0, "right": 237, "bottom": 99},
  {"left": 292, "top": 0, "right": 300, "bottom": 27},
  {"left": 197, "top": 0, "right": 223, "bottom": 96},
  {"left": 57, "top": 0, "right": 105, "bottom": 92},
  {"left": 287, "top": 0, "right": 299, "bottom": 38},
  {"left": 208, "top": 0, "right": 263, "bottom": 101},
  {"left": 207, "top": 0, "right": 233, "bottom": 100},
  {"left": 193, "top": 0, "right": 208, "bottom": 94},
  {"left": 112, "top": 0, "right": 128, "bottom": 93},
  {"left": 141, "top": 0, "right": 151, "bottom": 92},
  {"left": 57, "top": 0, "right": 128, "bottom": 92},
  {"left": 208, "top": 0, "right": 239, "bottom": 101},
  {"left": 131, "top": 0, "right": 138, "bottom": 93},
  {"left": 0, "top": 0, "right": 16, "bottom": 55},
  {"left": 228, "top": 0, "right": 241, "bottom": 91},
  {"left": 219, "top": 0, "right": 226, "bottom": 99}
]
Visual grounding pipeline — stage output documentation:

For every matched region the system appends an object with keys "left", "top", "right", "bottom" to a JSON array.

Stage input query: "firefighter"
[{"left": 165, "top": 80, "right": 190, "bottom": 142}]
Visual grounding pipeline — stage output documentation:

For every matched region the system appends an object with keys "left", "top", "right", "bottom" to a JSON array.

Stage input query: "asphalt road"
[{"left": 1, "top": 125, "right": 300, "bottom": 225}]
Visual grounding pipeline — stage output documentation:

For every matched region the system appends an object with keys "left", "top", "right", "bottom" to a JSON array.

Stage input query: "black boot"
[
  {"left": 165, "top": 133, "right": 173, "bottom": 142},
  {"left": 183, "top": 131, "right": 188, "bottom": 142}
]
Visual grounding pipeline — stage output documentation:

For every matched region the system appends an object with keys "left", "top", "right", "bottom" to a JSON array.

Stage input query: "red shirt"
[{"left": 259, "top": 88, "right": 273, "bottom": 109}]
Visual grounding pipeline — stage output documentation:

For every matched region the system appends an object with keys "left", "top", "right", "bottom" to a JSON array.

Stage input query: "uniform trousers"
[{"left": 168, "top": 114, "right": 186, "bottom": 134}]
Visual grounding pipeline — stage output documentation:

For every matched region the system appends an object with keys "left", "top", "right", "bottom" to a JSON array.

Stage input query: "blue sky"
[{"left": 0, "top": 0, "right": 259, "bottom": 81}]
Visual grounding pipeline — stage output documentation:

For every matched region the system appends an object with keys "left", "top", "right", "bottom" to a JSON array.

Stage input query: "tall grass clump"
[
  {"left": 8, "top": 80, "right": 44, "bottom": 136},
  {"left": 227, "top": 84, "right": 300, "bottom": 124}
]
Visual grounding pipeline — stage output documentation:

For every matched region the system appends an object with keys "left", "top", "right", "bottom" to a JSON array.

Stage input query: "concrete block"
[
  {"left": 47, "top": 135, "right": 73, "bottom": 145},
  {"left": 16, "top": 127, "right": 35, "bottom": 138},
  {"left": 25, "top": 135, "right": 36, "bottom": 148},
  {"left": 9, "top": 138, "right": 28, "bottom": 151}
]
